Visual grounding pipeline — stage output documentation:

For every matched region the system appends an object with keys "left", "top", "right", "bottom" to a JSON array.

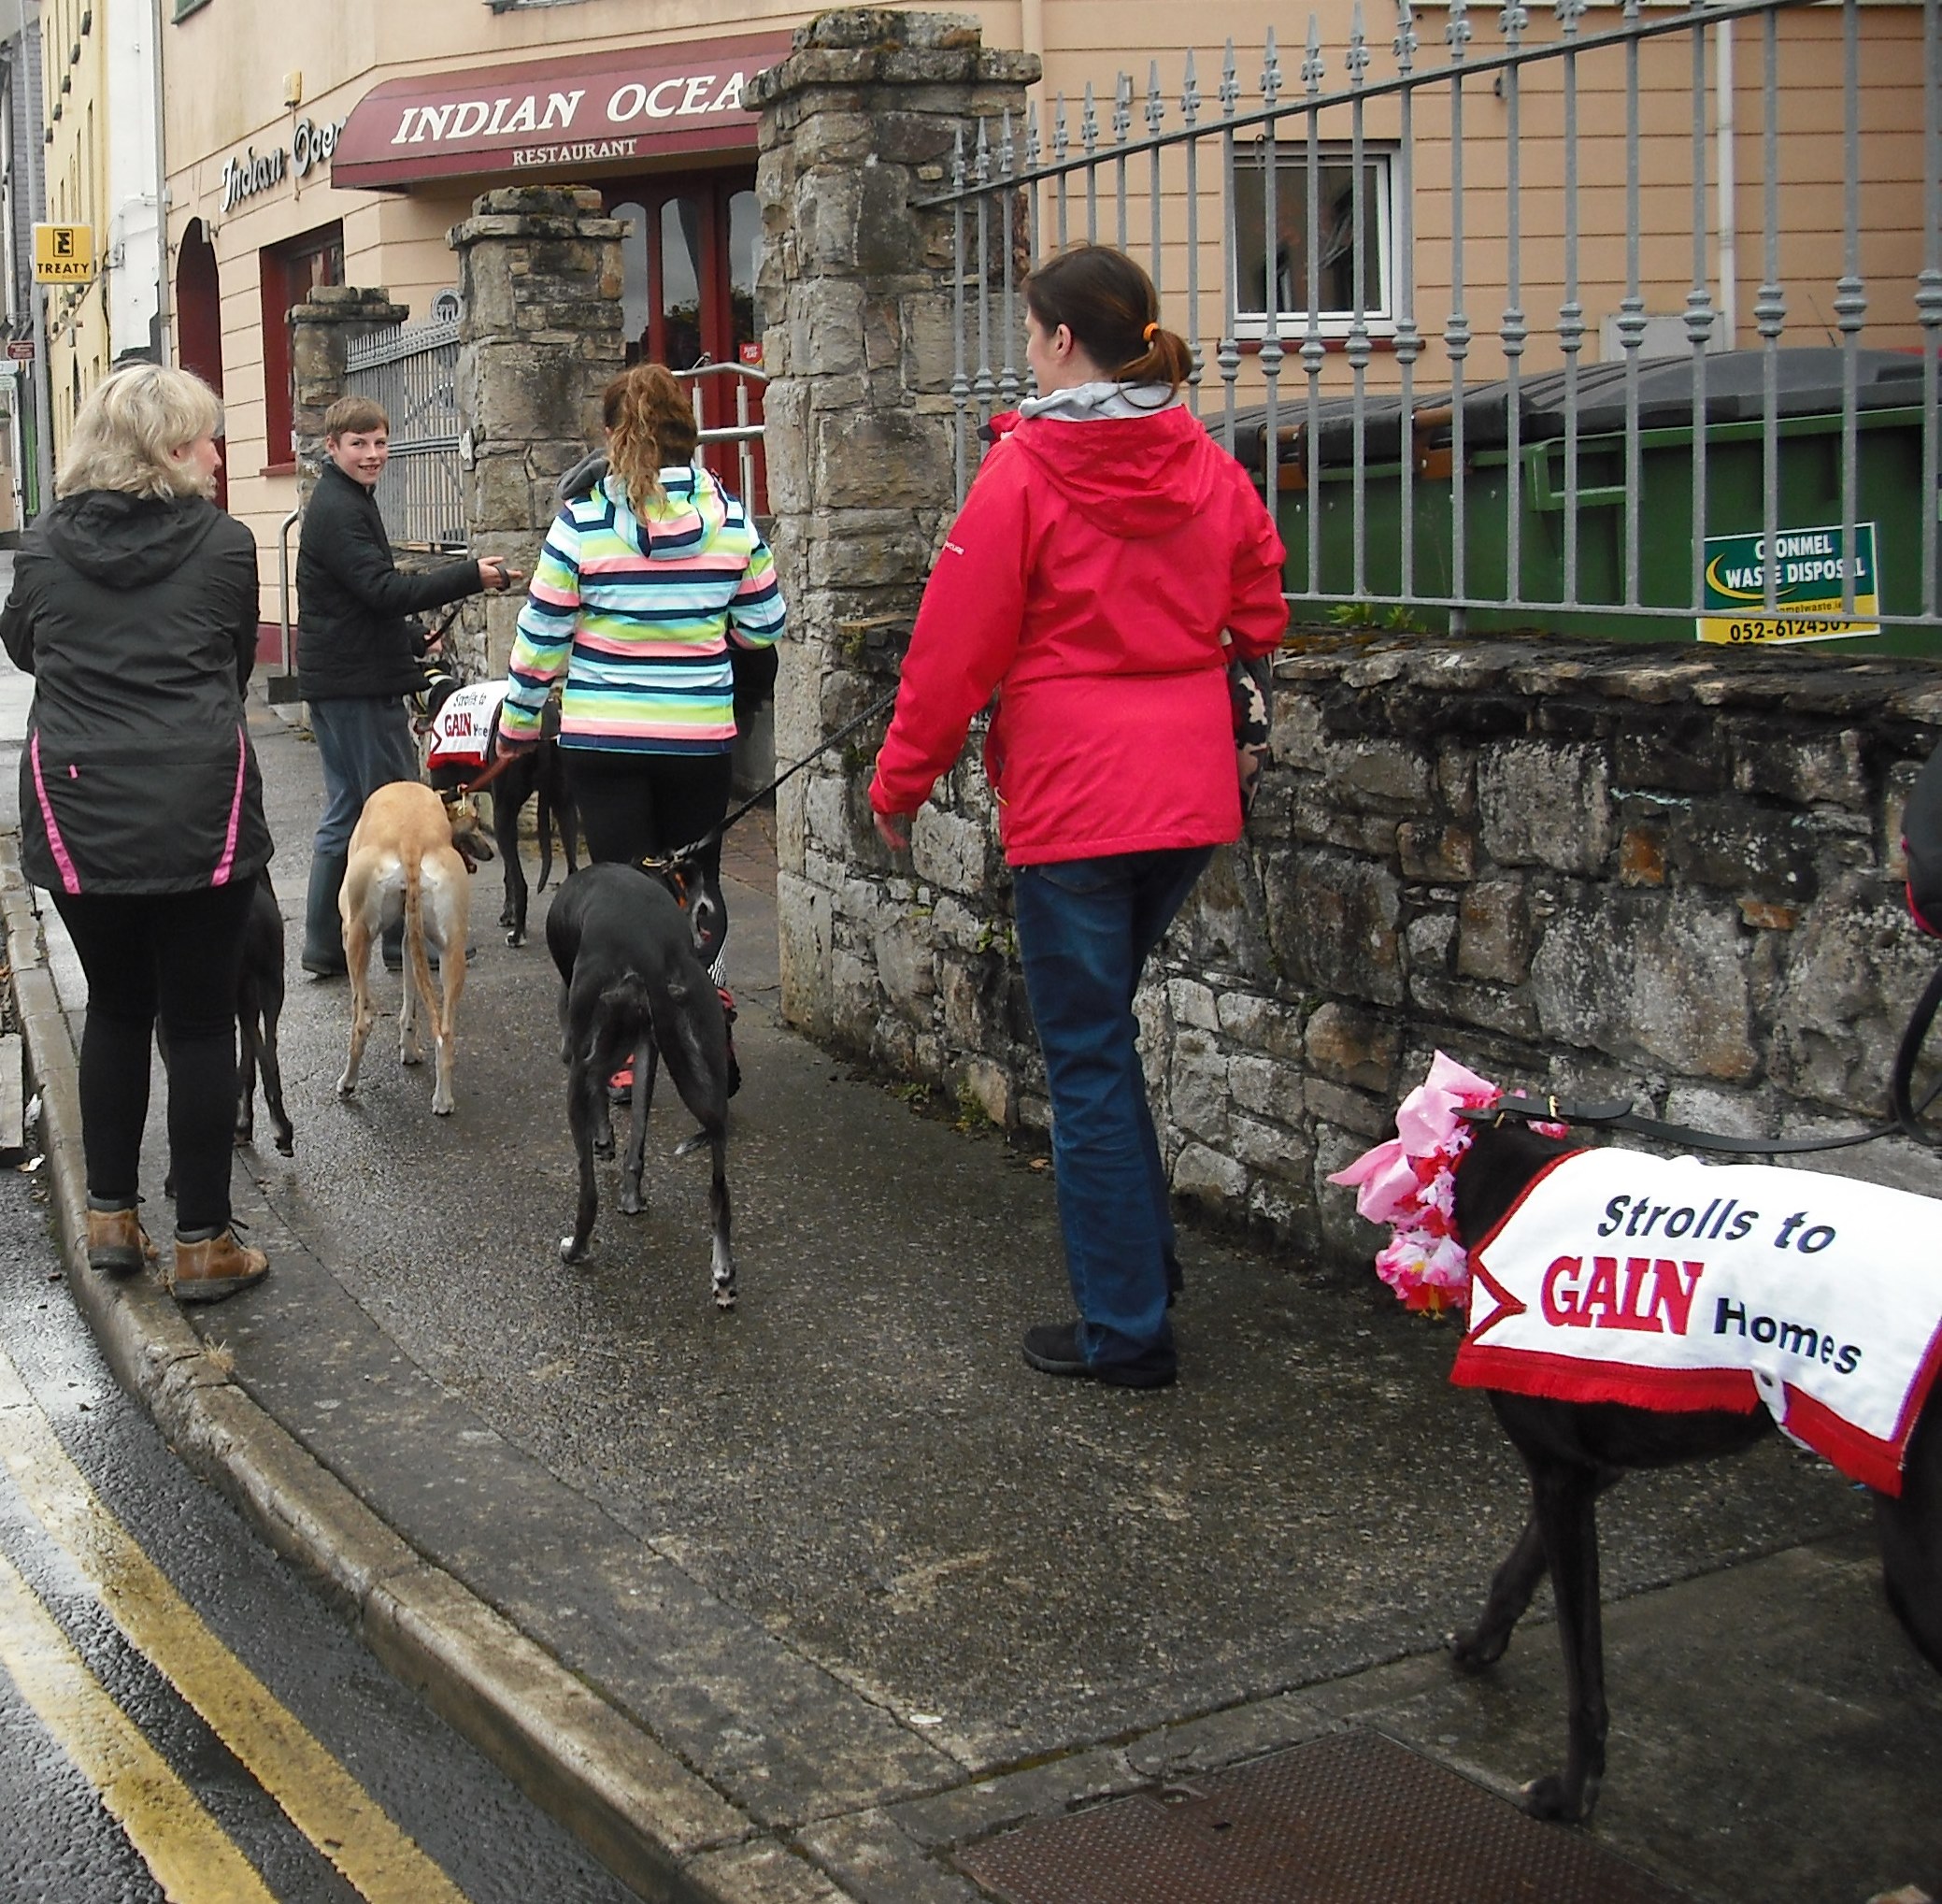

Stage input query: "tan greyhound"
[{"left": 336, "top": 780, "right": 493, "bottom": 1117}]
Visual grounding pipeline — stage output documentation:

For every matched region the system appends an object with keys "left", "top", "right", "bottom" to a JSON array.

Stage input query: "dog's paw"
[
  {"left": 593, "top": 1134, "right": 616, "bottom": 1162},
  {"left": 713, "top": 1288, "right": 738, "bottom": 1310},
  {"left": 401, "top": 1049, "right": 423, "bottom": 1067},
  {"left": 274, "top": 1134, "right": 295, "bottom": 1157},
  {"left": 336, "top": 1077, "right": 357, "bottom": 1097},
  {"left": 505, "top": 927, "right": 524, "bottom": 947},
  {"left": 619, "top": 1188, "right": 645, "bottom": 1215},
  {"left": 1521, "top": 1774, "right": 1588, "bottom": 1824},
  {"left": 559, "top": 1235, "right": 588, "bottom": 1264},
  {"left": 1449, "top": 1625, "right": 1509, "bottom": 1673},
  {"left": 433, "top": 1097, "right": 454, "bottom": 1116}
]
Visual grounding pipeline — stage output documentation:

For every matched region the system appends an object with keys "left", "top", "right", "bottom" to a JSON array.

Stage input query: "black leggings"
[
  {"left": 51, "top": 881, "right": 255, "bottom": 1235},
  {"left": 563, "top": 751, "right": 734, "bottom": 970}
]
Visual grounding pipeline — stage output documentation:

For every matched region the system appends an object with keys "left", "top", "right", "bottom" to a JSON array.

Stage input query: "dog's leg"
[
  {"left": 1453, "top": 1461, "right": 1623, "bottom": 1670},
  {"left": 706, "top": 1127, "right": 735, "bottom": 1310},
  {"left": 398, "top": 868, "right": 428, "bottom": 1072},
  {"left": 1877, "top": 1400, "right": 1942, "bottom": 1671},
  {"left": 619, "top": 1036, "right": 656, "bottom": 1216},
  {"left": 1451, "top": 1513, "right": 1549, "bottom": 1670},
  {"left": 495, "top": 773, "right": 529, "bottom": 946},
  {"left": 562, "top": 1054, "right": 603, "bottom": 1264},
  {"left": 337, "top": 876, "right": 377, "bottom": 1097},
  {"left": 257, "top": 978, "right": 295, "bottom": 1156},
  {"left": 1522, "top": 1460, "right": 1607, "bottom": 1824},
  {"left": 423, "top": 862, "right": 467, "bottom": 1117},
  {"left": 234, "top": 975, "right": 260, "bottom": 1149}
]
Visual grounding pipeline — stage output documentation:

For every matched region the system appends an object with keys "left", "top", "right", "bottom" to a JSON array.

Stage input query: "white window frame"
[{"left": 1227, "top": 144, "right": 1400, "bottom": 342}]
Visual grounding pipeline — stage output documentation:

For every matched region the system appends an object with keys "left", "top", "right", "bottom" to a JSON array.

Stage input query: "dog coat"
[
  {"left": 424, "top": 680, "right": 508, "bottom": 779},
  {"left": 1456, "top": 1148, "right": 1942, "bottom": 1496}
]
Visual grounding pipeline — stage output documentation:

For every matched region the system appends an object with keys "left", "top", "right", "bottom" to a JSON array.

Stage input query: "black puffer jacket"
[
  {"left": 0, "top": 490, "right": 273, "bottom": 896},
  {"left": 295, "top": 462, "right": 479, "bottom": 700}
]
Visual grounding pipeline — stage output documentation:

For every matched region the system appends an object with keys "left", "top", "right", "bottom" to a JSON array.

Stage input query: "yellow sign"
[{"left": 33, "top": 224, "right": 93, "bottom": 283}]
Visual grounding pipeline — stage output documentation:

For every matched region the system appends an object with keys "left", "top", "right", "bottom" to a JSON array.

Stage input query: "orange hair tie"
[{"left": 1142, "top": 322, "right": 1159, "bottom": 342}]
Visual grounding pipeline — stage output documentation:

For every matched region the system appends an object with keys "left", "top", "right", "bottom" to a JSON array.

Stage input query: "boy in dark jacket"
[{"left": 295, "top": 395, "right": 517, "bottom": 975}]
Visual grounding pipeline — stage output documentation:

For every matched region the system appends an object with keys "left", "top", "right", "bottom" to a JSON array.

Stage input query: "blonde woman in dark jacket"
[{"left": 0, "top": 365, "right": 273, "bottom": 1303}]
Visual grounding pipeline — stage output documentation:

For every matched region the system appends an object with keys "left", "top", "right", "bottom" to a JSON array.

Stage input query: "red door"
[{"left": 604, "top": 170, "right": 767, "bottom": 511}]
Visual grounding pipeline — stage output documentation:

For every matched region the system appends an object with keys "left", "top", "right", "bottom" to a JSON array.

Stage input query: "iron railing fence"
[
  {"left": 925, "top": 0, "right": 1942, "bottom": 644},
  {"left": 345, "top": 312, "right": 464, "bottom": 551}
]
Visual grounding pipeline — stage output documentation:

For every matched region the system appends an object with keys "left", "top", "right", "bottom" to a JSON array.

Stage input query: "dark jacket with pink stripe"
[{"left": 0, "top": 491, "right": 272, "bottom": 896}]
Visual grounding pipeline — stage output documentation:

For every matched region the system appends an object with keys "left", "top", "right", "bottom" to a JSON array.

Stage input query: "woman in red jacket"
[{"left": 870, "top": 245, "right": 1288, "bottom": 1389}]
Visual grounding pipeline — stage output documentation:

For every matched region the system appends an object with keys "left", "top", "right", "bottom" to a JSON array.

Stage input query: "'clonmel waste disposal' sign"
[{"left": 1697, "top": 522, "right": 1880, "bottom": 645}]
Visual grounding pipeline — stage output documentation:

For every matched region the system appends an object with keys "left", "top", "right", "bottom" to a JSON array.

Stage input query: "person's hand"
[
  {"left": 478, "top": 557, "right": 522, "bottom": 593},
  {"left": 874, "top": 809, "right": 912, "bottom": 852},
  {"left": 492, "top": 725, "right": 539, "bottom": 760}
]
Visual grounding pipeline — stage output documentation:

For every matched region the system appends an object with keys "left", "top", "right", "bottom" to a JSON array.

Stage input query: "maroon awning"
[{"left": 332, "top": 32, "right": 793, "bottom": 191}]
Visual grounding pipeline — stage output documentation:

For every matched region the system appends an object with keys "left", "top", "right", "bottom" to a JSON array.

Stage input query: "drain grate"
[{"left": 954, "top": 1729, "right": 1687, "bottom": 1904}]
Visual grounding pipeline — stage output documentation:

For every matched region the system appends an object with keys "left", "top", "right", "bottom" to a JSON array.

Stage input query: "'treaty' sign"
[
  {"left": 34, "top": 223, "right": 93, "bottom": 283},
  {"left": 332, "top": 33, "right": 792, "bottom": 192}
]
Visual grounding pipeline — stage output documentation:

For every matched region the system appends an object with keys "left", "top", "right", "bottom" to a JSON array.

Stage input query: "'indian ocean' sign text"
[
  {"left": 1696, "top": 521, "right": 1880, "bottom": 646},
  {"left": 388, "top": 65, "right": 756, "bottom": 169},
  {"left": 1453, "top": 1148, "right": 1942, "bottom": 1494}
]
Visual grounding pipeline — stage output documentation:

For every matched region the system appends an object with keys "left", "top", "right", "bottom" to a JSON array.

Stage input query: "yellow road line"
[
  {"left": 0, "top": 1348, "right": 471, "bottom": 1904},
  {"left": 0, "top": 1542, "right": 278, "bottom": 1904}
]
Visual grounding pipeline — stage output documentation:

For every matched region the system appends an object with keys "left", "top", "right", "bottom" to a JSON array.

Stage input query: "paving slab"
[{"left": 0, "top": 662, "right": 1937, "bottom": 1904}]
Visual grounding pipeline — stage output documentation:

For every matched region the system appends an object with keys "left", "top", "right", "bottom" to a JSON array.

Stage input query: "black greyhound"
[
  {"left": 420, "top": 672, "right": 578, "bottom": 947},
  {"left": 160, "top": 870, "right": 293, "bottom": 1195},
  {"left": 1449, "top": 1117, "right": 1942, "bottom": 1824},
  {"left": 544, "top": 862, "right": 735, "bottom": 1305}
]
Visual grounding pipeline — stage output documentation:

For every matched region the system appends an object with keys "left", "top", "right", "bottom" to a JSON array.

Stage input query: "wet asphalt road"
[{"left": 0, "top": 1162, "right": 645, "bottom": 1904}]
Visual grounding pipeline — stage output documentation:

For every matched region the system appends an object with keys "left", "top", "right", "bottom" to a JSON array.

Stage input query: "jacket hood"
[
  {"left": 599, "top": 465, "right": 729, "bottom": 561},
  {"left": 1001, "top": 402, "right": 1226, "bottom": 537},
  {"left": 42, "top": 490, "right": 224, "bottom": 588}
]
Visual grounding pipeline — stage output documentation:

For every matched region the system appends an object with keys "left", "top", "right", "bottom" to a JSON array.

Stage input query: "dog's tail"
[{"left": 590, "top": 972, "right": 654, "bottom": 1063}]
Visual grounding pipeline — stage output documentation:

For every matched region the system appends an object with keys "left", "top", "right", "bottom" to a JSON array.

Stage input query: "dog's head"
[
  {"left": 441, "top": 792, "right": 496, "bottom": 869},
  {"left": 636, "top": 846, "right": 721, "bottom": 965}
]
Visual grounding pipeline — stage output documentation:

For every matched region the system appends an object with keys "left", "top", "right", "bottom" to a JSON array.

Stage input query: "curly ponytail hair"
[
  {"left": 601, "top": 363, "right": 701, "bottom": 508},
  {"left": 1022, "top": 244, "right": 1194, "bottom": 391}
]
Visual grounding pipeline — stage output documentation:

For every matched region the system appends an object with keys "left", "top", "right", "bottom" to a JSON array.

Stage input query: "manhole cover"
[{"left": 954, "top": 1729, "right": 1686, "bottom": 1904}]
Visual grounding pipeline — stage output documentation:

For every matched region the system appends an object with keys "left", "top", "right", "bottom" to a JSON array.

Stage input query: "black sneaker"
[{"left": 1021, "top": 1323, "right": 1177, "bottom": 1390}]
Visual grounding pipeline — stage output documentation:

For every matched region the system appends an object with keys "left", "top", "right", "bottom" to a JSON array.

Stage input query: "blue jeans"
[
  {"left": 1012, "top": 846, "right": 1213, "bottom": 1371},
  {"left": 304, "top": 697, "right": 421, "bottom": 964},
  {"left": 308, "top": 696, "right": 421, "bottom": 860}
]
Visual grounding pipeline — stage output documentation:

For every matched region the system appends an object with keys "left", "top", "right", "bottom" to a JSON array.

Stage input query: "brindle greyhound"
[
  {"left": 336, "top": 781, "right": 493, "bottom": 1118},
  {"left": 1450, "top": 1116, "right": 1942, "bottom": 1824},
  {"left": 544, "top": 861, "right": 735, "bottom": 1306}
]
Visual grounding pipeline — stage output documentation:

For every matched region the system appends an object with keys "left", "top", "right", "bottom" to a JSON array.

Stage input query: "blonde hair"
[
  {"left": 602, "top": 363, "right": 698, "bottom": 509},
  {"left": 56, "top": 364, "right": 223, "bottom": 501}
]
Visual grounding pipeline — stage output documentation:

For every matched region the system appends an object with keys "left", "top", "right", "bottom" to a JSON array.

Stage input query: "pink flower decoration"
[{"left": 1327, "top": 1051, "right": 1505, "bottom": 1313}]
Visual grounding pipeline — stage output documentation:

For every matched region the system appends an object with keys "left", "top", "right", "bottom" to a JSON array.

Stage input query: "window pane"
[
  {"left": 612, "top": 201, "right": 650, "bottom": 348},
  {"left": 659, "top": 198, "right": 703, "bottom": 369},
  {"left": 727, "top": 189, "right": 761, "bottom": 353},
  {"left": 1233, "top": 154, "right": 1388, "bottom": 320}
]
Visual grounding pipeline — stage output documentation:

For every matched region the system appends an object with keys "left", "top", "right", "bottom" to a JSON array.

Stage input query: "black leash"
[
  {"left": 670, "top": 682, "right": 902, "bottom": 863},
  {"left": 1465, "top": 959, "right": 1942, "bottom": 1156}
]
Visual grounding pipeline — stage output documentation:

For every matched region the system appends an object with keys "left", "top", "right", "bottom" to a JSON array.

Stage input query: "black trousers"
[
  {"left": 563, "top": 750, "right": 735, "bottom": 970},
  {"left": 51, "top": 881, "right": 254, "bottom": 1235}
]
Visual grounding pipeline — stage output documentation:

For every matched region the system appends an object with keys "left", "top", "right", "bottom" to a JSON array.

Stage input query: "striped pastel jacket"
[{"left": 501, "top": 466, "right": 784, "bottom": 753}]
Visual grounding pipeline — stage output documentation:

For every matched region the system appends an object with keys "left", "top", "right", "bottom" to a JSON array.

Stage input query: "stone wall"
[
  {"left": 783, "top": 623, "right": 1942, "bottom": 1276},
  {"left": 450, "top": 186, "right": 627, "bottom": 680},
  {"left": 750, "top": 10, "right": 1038, "bottom": 1037}
]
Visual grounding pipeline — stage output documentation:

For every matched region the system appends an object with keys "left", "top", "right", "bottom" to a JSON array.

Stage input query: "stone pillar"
[
  {"left": 449, "top": 186, "right": 628, "bottom": 675},
  {"left": 288, "top": 285, "right": 407, "bottom": 510},
  {"left": 750, "top": 11, "right": 1037, "bottom": 1052}
]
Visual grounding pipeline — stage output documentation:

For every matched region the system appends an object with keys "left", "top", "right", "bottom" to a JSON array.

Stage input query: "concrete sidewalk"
[{"left": 3, "top": 665, "right": 1939, "bottom": 1903}]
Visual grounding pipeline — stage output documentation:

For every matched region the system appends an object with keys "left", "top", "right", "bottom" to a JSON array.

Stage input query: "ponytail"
[
  {"left": 1022, "top": 244, "right": 1192, "bottom": 393},
  {"left": 600, "top": 363, "right": 700, "bottom": 508}
]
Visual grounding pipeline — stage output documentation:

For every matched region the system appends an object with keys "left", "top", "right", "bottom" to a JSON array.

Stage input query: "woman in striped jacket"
[{"left": 497, "top": 364, "right": 785, "bottom": 1086}]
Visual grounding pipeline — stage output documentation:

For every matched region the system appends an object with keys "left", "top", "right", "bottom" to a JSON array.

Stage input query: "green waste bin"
[{"left": 1227, "top": 348, "right": 1940, "bottom": 655}]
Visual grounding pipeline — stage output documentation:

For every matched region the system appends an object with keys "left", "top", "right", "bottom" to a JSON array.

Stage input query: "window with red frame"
[{"left": 259, "top": 222, "right": 344, "bottom": 472}]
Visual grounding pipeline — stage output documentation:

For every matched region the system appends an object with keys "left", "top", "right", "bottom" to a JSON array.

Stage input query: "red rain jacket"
[{"left": 869, "top": 404, "right": 1288, "bottom": 866}]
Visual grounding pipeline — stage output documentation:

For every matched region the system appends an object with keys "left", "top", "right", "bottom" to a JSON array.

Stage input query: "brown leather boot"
[
  {"left": 85, "top": 1207, "right": 156, "bottom": 1276},
  {"left": 169, "top": 1229, "right": 269, "bottom": 1304}
]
